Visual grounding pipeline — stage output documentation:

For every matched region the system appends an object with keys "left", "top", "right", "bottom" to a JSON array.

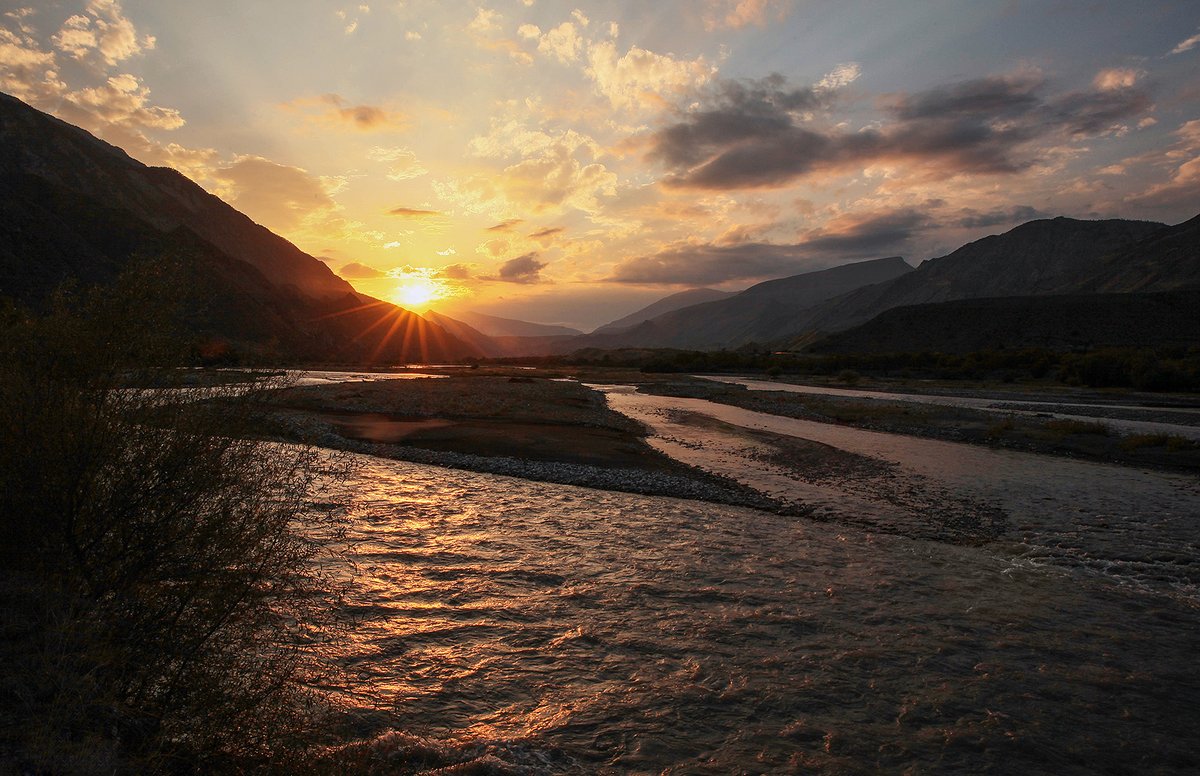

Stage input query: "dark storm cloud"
[
  {"left": 608, "top": 208, "right": 929, "bottom": 284},
  {"left": 651, "top": 71, "right": 1154, "bottom": 190}
]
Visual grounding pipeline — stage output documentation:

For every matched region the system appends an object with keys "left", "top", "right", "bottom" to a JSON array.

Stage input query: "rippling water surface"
[{"left": 334, "top": 437, "right": 1200, "bottom": 773}]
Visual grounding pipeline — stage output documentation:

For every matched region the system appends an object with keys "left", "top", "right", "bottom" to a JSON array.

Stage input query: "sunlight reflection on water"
[{"left": 329, "top": 453, "right": 1200, "bottom": 773}]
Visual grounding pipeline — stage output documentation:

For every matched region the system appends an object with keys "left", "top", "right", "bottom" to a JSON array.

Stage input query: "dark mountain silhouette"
[
  {"left": 555, "top": 257, "right": 913, "bottom": 352},
  {"left": 793, "top": 214, "right": 1200, "bottom": 354},
  {"left": 593, "top": 287, "right": 735, "bottom": 334},
  {"left": 447, "top": 310, "right": 581, "bottom": 337},
  {"left": 1081, "top": 213, "right": 1200, "bottom": 293},
  {"left": 792, "top": 217, "right": 1170, "bottom": 336},
  {"left": 0, "top": 92, "right": 474, "bottom": 363},
  {"left": 423, "top": 310, "right": 576, "bottom": 358},
  {"left": 811, "top": 290, "right": 1200, "bottom": 354}
]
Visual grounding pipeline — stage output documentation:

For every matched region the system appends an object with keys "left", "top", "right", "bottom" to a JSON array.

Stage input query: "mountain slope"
[
  {"left": 810, "top": 290, "right": 1200, "bottom": 354},
  {"left": 449, "top": 310, "right": 581, "bottom": 337},
  {"left": 593, "top": 288, "right": 735, "bottom": 334},
  {"left": 1083, "top": 214, "right": 1200, "bottom": 293},
  {"left": 567, "top": 257, "right": 914, "bottom": 351},
  {"left": 793, "top": 217, "right": 1169, "bottom": 335},
  {"left": 0, "top": 92, "right": 474, "bottom": 363}
]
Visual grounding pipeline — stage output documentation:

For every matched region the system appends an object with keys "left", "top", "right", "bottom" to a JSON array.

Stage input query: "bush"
[{"left": 0, "top": 273, "right": 352, "bottom": 772}]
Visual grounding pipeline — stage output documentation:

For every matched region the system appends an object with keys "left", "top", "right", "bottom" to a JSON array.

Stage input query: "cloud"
[
  {"left": 797, "top": 208, "right": 931, "bottom": 254},
  {"left": 433, "top": 176, "right": 511, "bottom": 219},
  {"left": 1125, "top": 119, "right": 1200, "bottom": 214},
  {"left": 704, "top": 0, "right": 792, "bottom": 30},
  {"left": 283, "top": 93, "right": 405, "bottom": 132},
  {"left": 608, "top": 207, "right": 932, "bottom": 284},
  {"left": 538, "top": 20, "right": 584, "bottom": 63},
  {"left": 1093, "top": 68, "right": 1141, "bottom": 92},
  {"left": 492, "top": 252, "right": 547, "bottom": 283},
  {"left": 340, "top": 261, "right": 385, "bottom": 278},
  {"left": 585, "top": 39, "right": 716, "bottom": 111},
  {"left": 1170, "top": 29, "right": 1200, "bottom": 55},
  {"left": 0, "top": 26, "right": 66, "bottom": 103},
  {"left": 367, "top": 146, "right": 428, "bottom": 179},
  {"left": 468, "top": 7, "right": 502, "bottom": 34},
  {"left": 387, "top": 206, "right": 442, "bottom": 217},
  {"left": 651, "top": 69, "right": 1154, "bottom": 190},
  {"left": 608, "top": 240, "right": 823, "bottom": 284},
  {"left": 816, "top": 62, "right": 862, "bottom": 93},
  {"left": 64, "top": 72, "right": 183, "bottom": 129},
  {"left": 53, "top": 0, "right": 155, "bottom": 66},
  {"left": 529, "top": 226, "right": 565, "bottom": 241},
  {"left": 214, "top": 155, "right": 338, "bottom": 232},
  {"left": 954, "top": 205, "right": 1047, "bottom": 228},
  {"left": 464, "top": 121, "right": 618, "bottom": 214},
  {"left": 437, "top": 263, "right": 474, "bottom": 279},
  {"left": 487, "top": 218, "right": 524, "bottom": 231}
]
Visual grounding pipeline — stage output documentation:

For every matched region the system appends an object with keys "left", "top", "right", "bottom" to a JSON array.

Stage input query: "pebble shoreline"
[{"left": 277, "top": 413, "right": 786, "bottom": 513}]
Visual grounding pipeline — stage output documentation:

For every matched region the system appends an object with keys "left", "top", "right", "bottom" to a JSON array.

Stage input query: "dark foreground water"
[{"left": 334, "top": 437, "right": 1200, "bottom": 773}]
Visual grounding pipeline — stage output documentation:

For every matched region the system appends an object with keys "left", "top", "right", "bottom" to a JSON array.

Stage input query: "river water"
[{"left": 330, "top": 385, "right": 1200, "bottom": 774}]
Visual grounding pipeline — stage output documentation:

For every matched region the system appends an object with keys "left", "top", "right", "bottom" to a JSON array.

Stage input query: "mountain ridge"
[{"left": 0, "top": 91, "right": 474, "bottom": 363}]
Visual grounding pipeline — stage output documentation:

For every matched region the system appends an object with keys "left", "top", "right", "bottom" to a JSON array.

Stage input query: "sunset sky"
[{"left": 2, "top": 1, "right": 1198, "bottom": 329}]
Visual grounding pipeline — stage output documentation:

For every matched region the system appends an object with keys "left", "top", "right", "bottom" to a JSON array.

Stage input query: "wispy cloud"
[{"left": 1169, "top": 29, "right": 1200, "bottom": 55}]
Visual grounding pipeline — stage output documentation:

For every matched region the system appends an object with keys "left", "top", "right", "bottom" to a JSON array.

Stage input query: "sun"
[{"left": 390, "top": 277, "right": 445, "bottom": 310}]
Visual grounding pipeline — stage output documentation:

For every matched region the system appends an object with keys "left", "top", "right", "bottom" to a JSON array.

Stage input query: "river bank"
[{"left": 252, "top": 374, "right": 780, "bottom": 511}]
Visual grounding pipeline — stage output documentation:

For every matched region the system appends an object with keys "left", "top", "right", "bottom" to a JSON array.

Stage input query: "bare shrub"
[{"left": 0, "top": 271, "right": 352, "bottom": 773}]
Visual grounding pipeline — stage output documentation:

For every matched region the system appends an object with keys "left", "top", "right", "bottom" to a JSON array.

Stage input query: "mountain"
[
  {"left": 1081, "top": 213, "right": 1200, "bottom": 293},
  {"left": 791, "top": 217, "right": 1170, "bottom": 335},
  {"left": 563, "top": 257, "right": 914, "bottom": 352},
  {"left": 448, "top": 310, "right": 581, "bottom": 337},
  {"left": 0, "top": 92, "right": 475, "bottom": 364},
  {"left": 593, "top": 288, "right": 735, "bottom": 334},
  {"left": 810, "top": 290, "right": 1200, "bottom": 354}
]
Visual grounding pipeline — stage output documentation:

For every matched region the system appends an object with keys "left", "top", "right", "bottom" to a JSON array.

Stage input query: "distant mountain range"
[
  {"left": 592, "top": 287, "right": 735, "bottom": 334},
  {"left": 0, "top": 92, "right": 475, "bottom": 363},
  {"left": 4, "top": 90, "right": 1197, "bottom": 363},
  {"left": 446, "top": 310, "right": 581, "bottom": 338},
  {"left": 533, "top": 257, "right": 914, "bottom": 354}
]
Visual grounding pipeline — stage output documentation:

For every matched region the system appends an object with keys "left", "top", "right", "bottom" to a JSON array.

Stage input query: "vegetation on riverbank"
[
  {"left": 0, "top": 278, "right": 353, "bottom": 773},
  {"left": 639, "top": 379, "right": 1200, "bottom": 473},
  {"left": 499, "top": 345, "right": 1200, "bottom": 394}
]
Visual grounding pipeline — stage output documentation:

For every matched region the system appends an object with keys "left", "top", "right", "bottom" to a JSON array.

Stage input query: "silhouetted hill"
[
  {"left": 794, "top": 217, "right": 1170, "bottom": 334},
  {"left": 1083, "top": 214, "right": 1200, "bottom": 293},
  {"left": 560, "top": 257, "right": 913, "bottom": 352},
  {"left": 593, "top": 287, "right": 734, "bottom": 334},
  {"left": 449, "top": 310, "right": 581, "bottom": 337},
  {"left": 0, "top": 92, "right": 473, "bottom": 363},
  {"left": 811, "top": 290, "right": 1200, "bottom": 354}
]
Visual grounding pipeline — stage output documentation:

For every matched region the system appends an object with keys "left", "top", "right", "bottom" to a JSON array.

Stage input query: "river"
[{"left": 328, "top": 383, "right": 1200, "bottom": 773}]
